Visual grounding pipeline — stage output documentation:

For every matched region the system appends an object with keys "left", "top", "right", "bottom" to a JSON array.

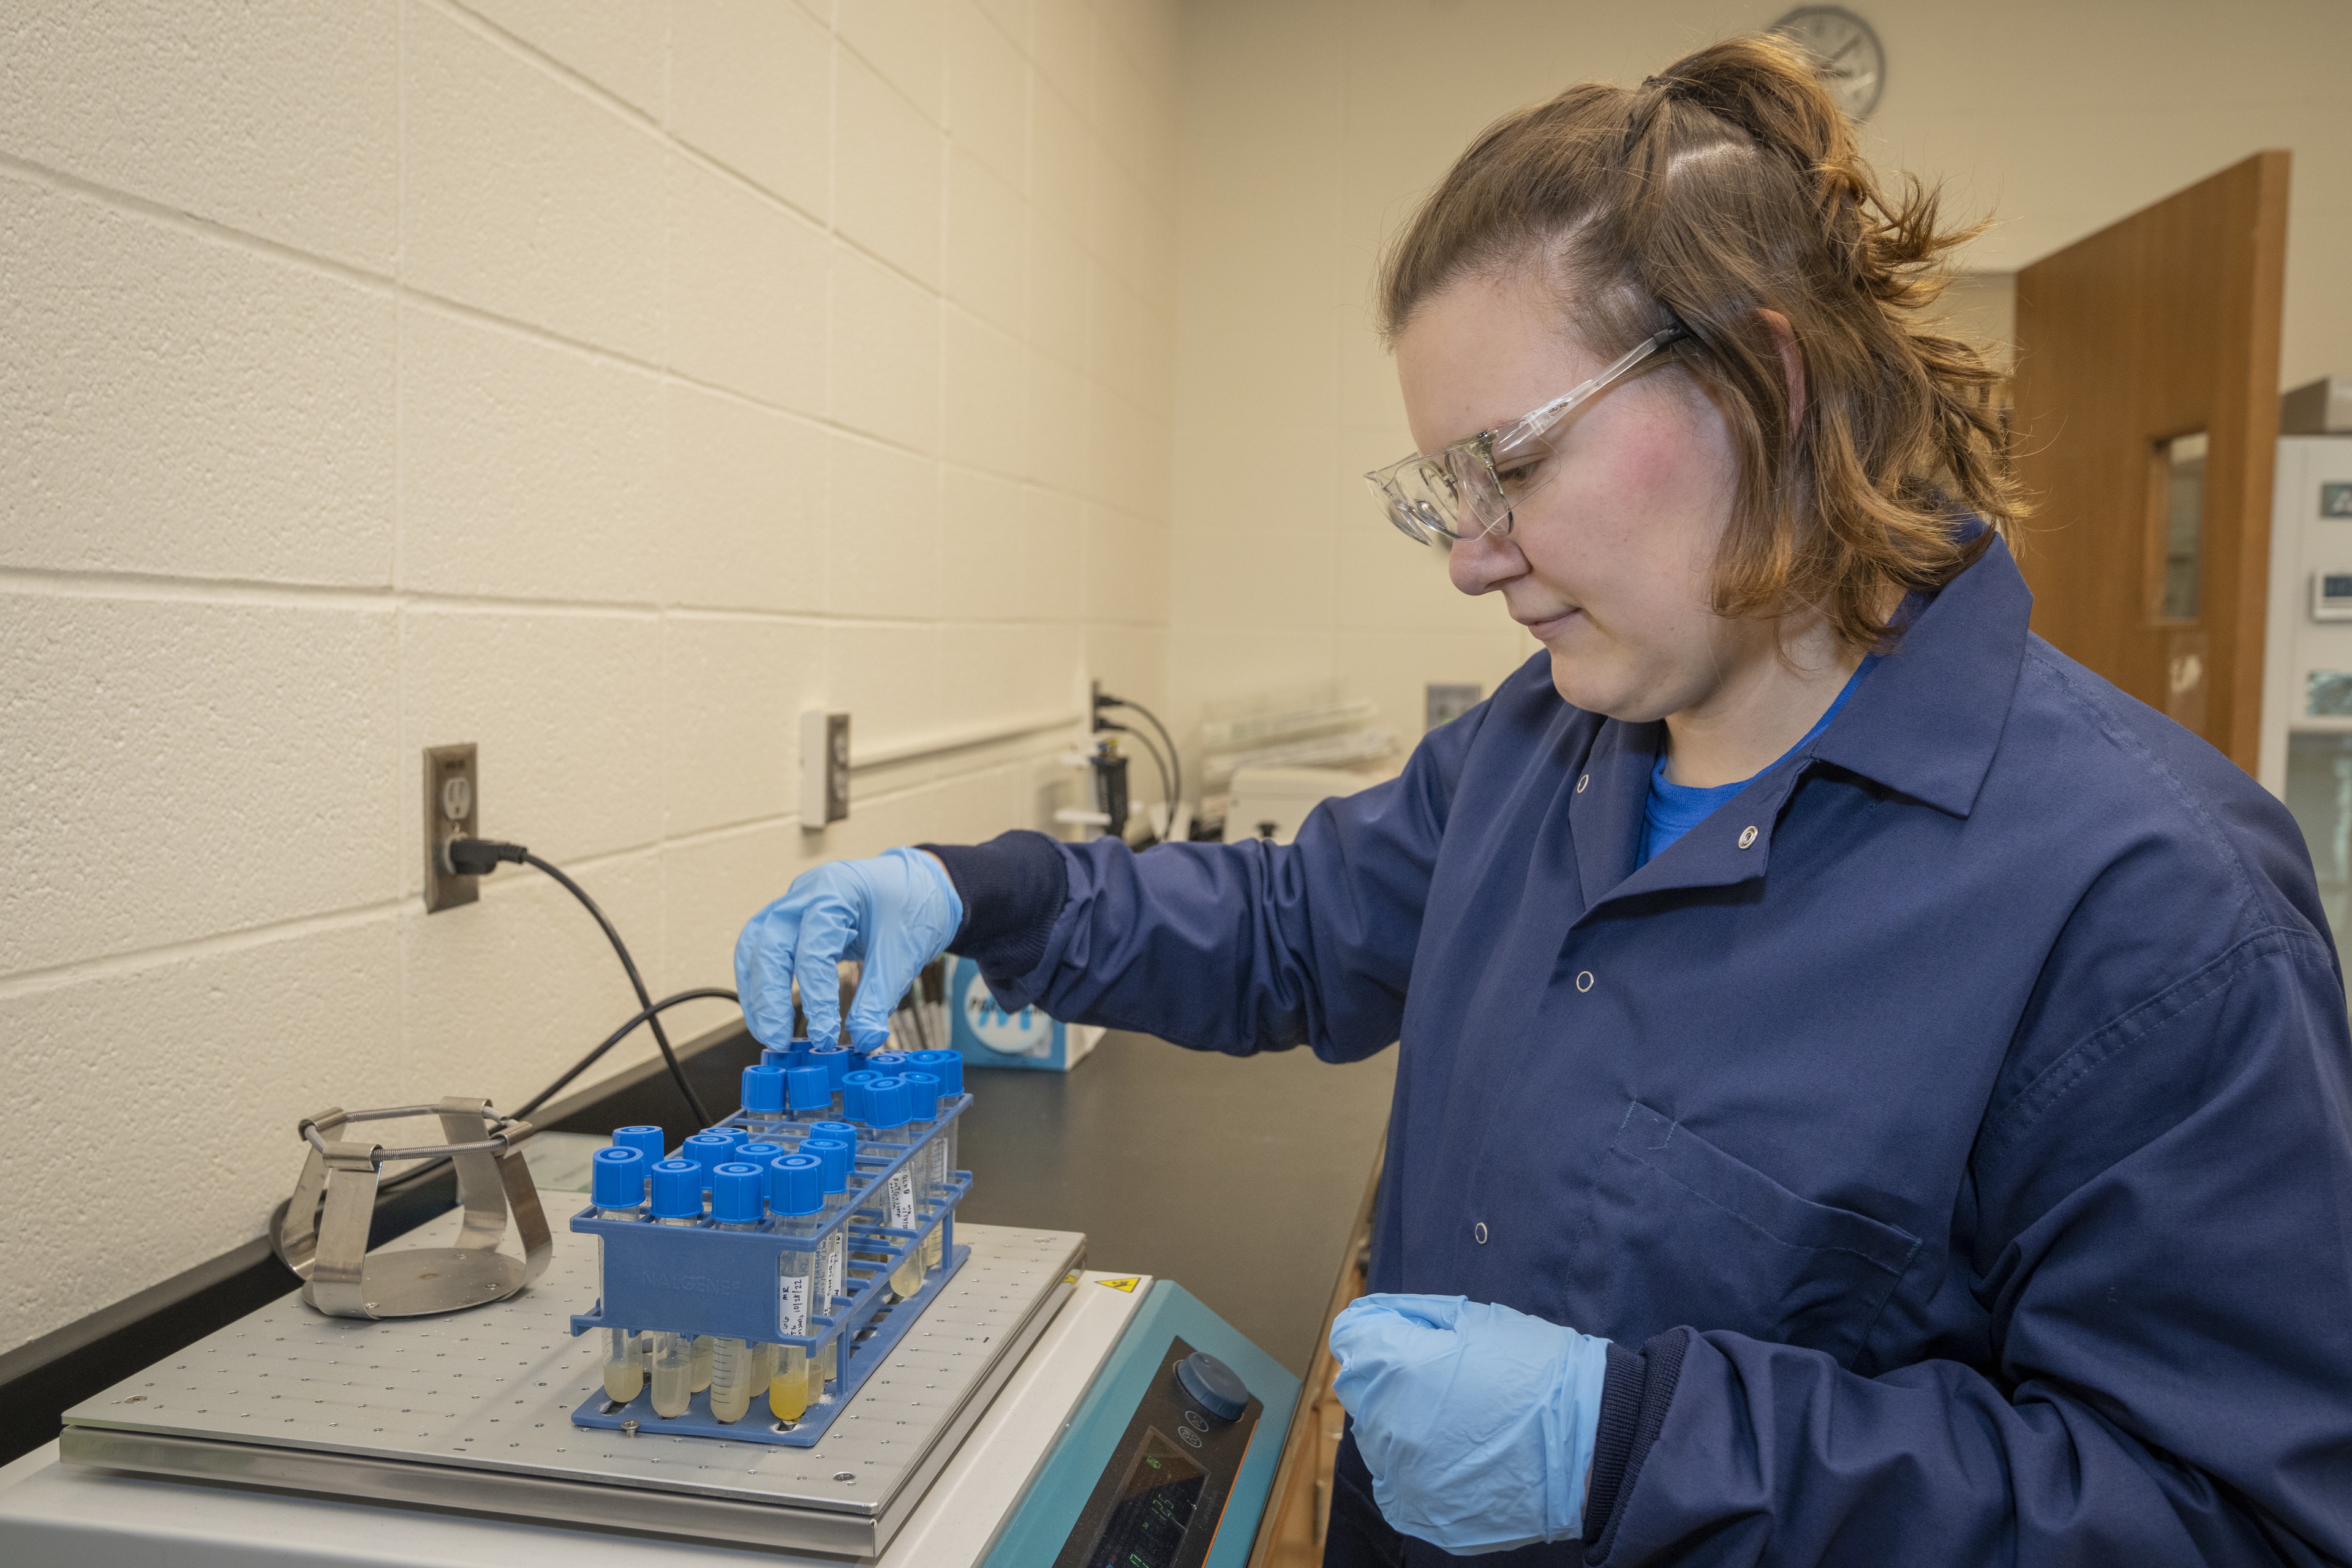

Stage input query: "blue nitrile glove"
[
  {"left": 1329, "top": 1293, "right": 1610, "bottom": 1555},
  {"left": 733, "top": 848, "right": 963, "bottom": 1049}
]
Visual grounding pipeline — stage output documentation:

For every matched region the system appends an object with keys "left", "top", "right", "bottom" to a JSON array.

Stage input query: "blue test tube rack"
[{"left": 565, "top": 1092, "right": 971, "bottom": 1447}]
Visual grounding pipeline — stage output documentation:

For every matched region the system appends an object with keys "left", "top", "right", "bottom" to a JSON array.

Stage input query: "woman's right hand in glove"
[{"left": 733, "top": 847, "right": 963, "bottom": 1049}]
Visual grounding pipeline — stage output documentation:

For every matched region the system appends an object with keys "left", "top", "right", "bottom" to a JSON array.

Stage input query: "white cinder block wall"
[{"left": 0, "top": 0, "right": 1178, "bottom": 1360}]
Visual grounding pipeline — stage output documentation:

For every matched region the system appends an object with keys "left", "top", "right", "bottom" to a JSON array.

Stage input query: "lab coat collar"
[
  {"left": 1569, "top": 528, "right": 2031, "bottom": 915},
  {"left": 1805, "top": 531, "right": 2030, "bottom": 820}
]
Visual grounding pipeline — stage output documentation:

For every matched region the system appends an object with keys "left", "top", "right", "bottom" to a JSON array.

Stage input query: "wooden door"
[{"left": 2010, "top": 151, "right": 2290, "bottom": 771}]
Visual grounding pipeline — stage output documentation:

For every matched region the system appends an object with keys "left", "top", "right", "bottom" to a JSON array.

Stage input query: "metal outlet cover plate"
[{"left": 62, "top": 1215, "right": 1083, "bottom": 1532}]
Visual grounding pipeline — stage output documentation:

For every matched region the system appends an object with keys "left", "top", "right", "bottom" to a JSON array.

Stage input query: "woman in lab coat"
[{"left": 736, "top": 37, "right": 2352, "bottom": 1567}]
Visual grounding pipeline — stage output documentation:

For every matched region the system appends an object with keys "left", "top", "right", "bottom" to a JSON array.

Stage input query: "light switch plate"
[{"left": 801, "top": 711, "right": 850, "bottom": 827}]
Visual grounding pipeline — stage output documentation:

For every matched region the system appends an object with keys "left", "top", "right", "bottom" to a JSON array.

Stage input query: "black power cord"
[
  {"left": 1096, "top": 720, "right": 1174, "bottom": 840},
  {"left": 446, "top": 837, "right": 716, "bottom": 1126},
  {"left": 1093, "top": 688, "right": 1184, "bottom": 841},
  {"left": 515, "top": 987, "right": 739, "bottom": 1121}
]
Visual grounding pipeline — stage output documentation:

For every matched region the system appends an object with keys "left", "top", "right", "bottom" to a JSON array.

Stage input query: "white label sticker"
[
  {"left": 888, "top": 1169, "right": 916, "bottom": 1230},
  {"left": 822, "top": 1234, "right": 844, "bottom": 1304},
  {"left": 778, "top": 1270, "right": 809, "bottom": 1338}
]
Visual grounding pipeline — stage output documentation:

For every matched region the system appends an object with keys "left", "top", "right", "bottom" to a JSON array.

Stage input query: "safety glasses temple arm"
[{"left": 1513, "top": 325, "right": 1691, "bottom": 445}]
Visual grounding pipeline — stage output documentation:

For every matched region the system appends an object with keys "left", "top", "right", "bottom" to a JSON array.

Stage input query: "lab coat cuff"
[
  {"left": 1581, "top": 1327, "right": 1690, "bottom": 1561},
  {"left": 920, "top": 831, "right": 1070, "bottom": 982}
]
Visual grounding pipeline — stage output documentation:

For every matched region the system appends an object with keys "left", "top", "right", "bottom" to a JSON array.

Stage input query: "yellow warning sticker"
[{"left": 1096, "top": 1276, "right": 1140, "bottom": 1292}]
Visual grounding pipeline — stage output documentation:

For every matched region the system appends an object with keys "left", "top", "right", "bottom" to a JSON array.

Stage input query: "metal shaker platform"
[{"left": 56, "top": 1210, "right": 1084, "bottom": 1558}]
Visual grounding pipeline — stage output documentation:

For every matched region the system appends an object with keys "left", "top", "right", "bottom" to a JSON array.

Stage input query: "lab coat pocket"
[{"left": 1584, "top": 1101, "right": 1920, "bottom": 1365}]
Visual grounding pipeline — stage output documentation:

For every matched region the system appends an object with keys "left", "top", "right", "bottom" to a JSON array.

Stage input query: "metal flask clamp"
[{"left": 272, "top": 1098, "right": 552, "bottom": 1319}]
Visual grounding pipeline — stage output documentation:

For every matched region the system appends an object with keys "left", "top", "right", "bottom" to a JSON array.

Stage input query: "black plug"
[{"left": 443, "top": 836, "right": 530, "bottom": 876}]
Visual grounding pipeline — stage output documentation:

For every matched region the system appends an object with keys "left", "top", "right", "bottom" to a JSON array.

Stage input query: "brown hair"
[{"left": 1379, "top": 36, "right": 2019, "bottom": 650}]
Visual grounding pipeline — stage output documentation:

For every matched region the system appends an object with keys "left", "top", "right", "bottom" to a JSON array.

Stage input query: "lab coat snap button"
[
  {"left": 1473, "top": 1222, "right": 1488, "bottom": 1245},
  {"left": 1575, "top": 970, "right": 1594, "bottom": 992},
  {"left": 1737, "top": 824, "right": 1758, "bottom": 850},
  {"left": 1576, "top": 774, "right": 1589, "bottom": 793}
]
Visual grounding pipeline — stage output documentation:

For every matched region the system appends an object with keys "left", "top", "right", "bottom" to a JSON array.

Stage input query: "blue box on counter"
[{"left": 946, "top": 955, "right": 1102, "bottom": 1071}]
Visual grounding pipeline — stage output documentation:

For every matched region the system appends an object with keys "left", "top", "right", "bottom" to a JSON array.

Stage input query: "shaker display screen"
[{"left": 1079, "top": 1427, "right": 1207, "bottom": 1568}]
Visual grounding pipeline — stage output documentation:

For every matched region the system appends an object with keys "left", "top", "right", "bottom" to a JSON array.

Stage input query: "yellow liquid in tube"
[
  {"left": 691, "top": 1334, "right": 715, "bottom": 1392},
  {"left": 769, "top": 1345, "right": 811, "bottom": 1422},
  {"left": 602, "top": 1329, "right": 644, "bottom": 1403},
  {"left": 650, "top": 1331, "right": 692, "bottom": 1419}
]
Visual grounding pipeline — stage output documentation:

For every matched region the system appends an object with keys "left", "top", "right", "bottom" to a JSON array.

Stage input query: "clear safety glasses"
[{"left": 1363, "top": 325, "right": 1690, "bottom": 547}]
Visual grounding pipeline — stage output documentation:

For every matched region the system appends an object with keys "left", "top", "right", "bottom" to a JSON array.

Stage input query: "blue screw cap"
[
  {"left": 712, "top": 1125, "right": 749, "bottom": 1148},
  {"left": 786, "top": 1065, "right": 831, "bottom": 1113},
  {"left": 808, "top": 1044, "right": 850, "bottom": 1090},
  {"left": 591, "top": 1147, "right": 645, "bottom": 1210},
  {"left": 864, "top": 1076, "right": 910, "bottom": 1130},
  {"left": 865, "top": 1051, "right": 911, "bottom": 1072},
  {"left": 736, "top": 1142, "right": 784, "bottom": 1166},
  {"left": 741, "top": 1065, "right": 786, "bottom": 1114},
  {"left": 682, "top": 1132, "right": 734, "bottom": 1183},
  {"left": 769, "top": 1154, "right": 823, "bottom": 1217},
  {"left": 800, "top": 1138, "right": 851, "bottom": 1194},
  {"left": 650, "top": 1158, "right": 704, "bottom": 1220},
  {"left": 808, "top": 1121, "right": 858, "bottom": 1160},
  {"left": 907, "top": 1050, "right": 964, "bottom": 1098},
  {"left": 760, "top": 1046, "right": 793, "bottom": 1069},
  {"left": 900, "top": 1071, "right": 941, "bottom": 1118},
  {"left": 611, "top": 1125, "right": 668, "bottom": 1163},
  {"left": 712, "top": 1162, "right": 768, "bottom": 1224}
]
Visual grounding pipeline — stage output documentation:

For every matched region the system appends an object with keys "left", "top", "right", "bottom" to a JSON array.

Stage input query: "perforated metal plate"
[{"left": 61, "top": 1213, "right": 1083, "bottom": 1557}]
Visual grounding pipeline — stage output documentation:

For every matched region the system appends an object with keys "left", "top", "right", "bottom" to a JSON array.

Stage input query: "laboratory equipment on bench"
[
  {"left": 12, "top": 1063, "right": 1300, "bottom": 1567},
  {"left": 271, "top": 1098, "right": 551, "bottom": 1319},
  {"left": 567, "top": 1069, "right": 973, "bottom": 1447},
  {"left": 2257, "top": 414, "right": 2352, "bottom": 976}
]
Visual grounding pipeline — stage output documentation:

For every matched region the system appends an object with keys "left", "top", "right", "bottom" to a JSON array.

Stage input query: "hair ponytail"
[{"left": 1380, "top": 36, "right": 2020, "bottom": 651}]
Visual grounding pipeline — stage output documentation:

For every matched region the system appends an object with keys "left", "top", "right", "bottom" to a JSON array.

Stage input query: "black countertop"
[{"left": 957, "top": 1031, "right": 1395, "bottom": 1379}]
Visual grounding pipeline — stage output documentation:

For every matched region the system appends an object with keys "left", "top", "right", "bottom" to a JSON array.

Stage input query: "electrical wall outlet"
[
  {"left": 801, "top": 710, "right": 850, "bottom": 827},
  {"left": 423, "top": 743, "right": 479, "bottom": 912}
]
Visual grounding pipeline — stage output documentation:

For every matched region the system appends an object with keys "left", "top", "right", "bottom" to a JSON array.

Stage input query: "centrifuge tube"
[
  {"left": 650, "top": 1331, "right": 692, "bottom": 1419},
  {"left": 706, "top": 1164, "right": 768, "bottom": 1423},
  {"left": 646, "top": 1157, "right": 706, "bottom": 1416},
  {"left": 591, "top": 1146, "right": 649, "bottom": 1401},
  {"left": 741, "top": 1065, "right": 786, "bottom": 1141},
  {"left": 769, "top": 1344, "right": 811, "bottom": 1422},
  {"left": 768, "top": 1153, "right": 826, "bottom": 1422}
]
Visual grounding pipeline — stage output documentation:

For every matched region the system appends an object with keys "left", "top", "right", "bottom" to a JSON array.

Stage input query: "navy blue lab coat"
[{"left": 931, "top": 537, "right": 2352, "bottom": 1564}]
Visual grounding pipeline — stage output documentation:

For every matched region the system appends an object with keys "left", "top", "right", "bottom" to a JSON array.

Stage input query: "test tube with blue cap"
[
  {"left": 799, "top": 1134, "right": 854, "bottom": 1386},
  {"left": 785, "top": 1064, "right": 831, "bottom": 1125},
  {"left": 767, "top": 1154, "right": 826, "bottom": 1421},
  {"left": 646, "top": 1159, "right": 704, "bottom": 1417},
  {"left": 807, "top": 1044, "right": 850, "bottom": 1109},
  {"left": 610, "top": 1125, "right": 668, "bottom": 1188},
  {"left": 682, "top": 1131, "right": 733, "bottom": 1193},
  {"left": 840, "top": 1071, "right": 881, "bottom": 1131},
  {"left": 590, "top": 1148, "right": 648, "bottom": 1403},
  {"left": 731, "top": 1144, "right": 785, "bottom": 1395},
  {"left": 856, "top": 1079, "right": 927, "bottom": 1300},
  {"left": 740, "top": 1065, "right": 786, "bottom": 1140},
  {"left": 807, "top": 1120, "right": 861, "bottom": 1213},
  {"left": 909, "top": 1050, "right": 965, "bottom": 1199},
  {"left": 703, "top": 1164, "right": 769, "bottom": 1423},
  {"left": 900, "top": 1071, "right": 945, "bottom": 1273}
]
